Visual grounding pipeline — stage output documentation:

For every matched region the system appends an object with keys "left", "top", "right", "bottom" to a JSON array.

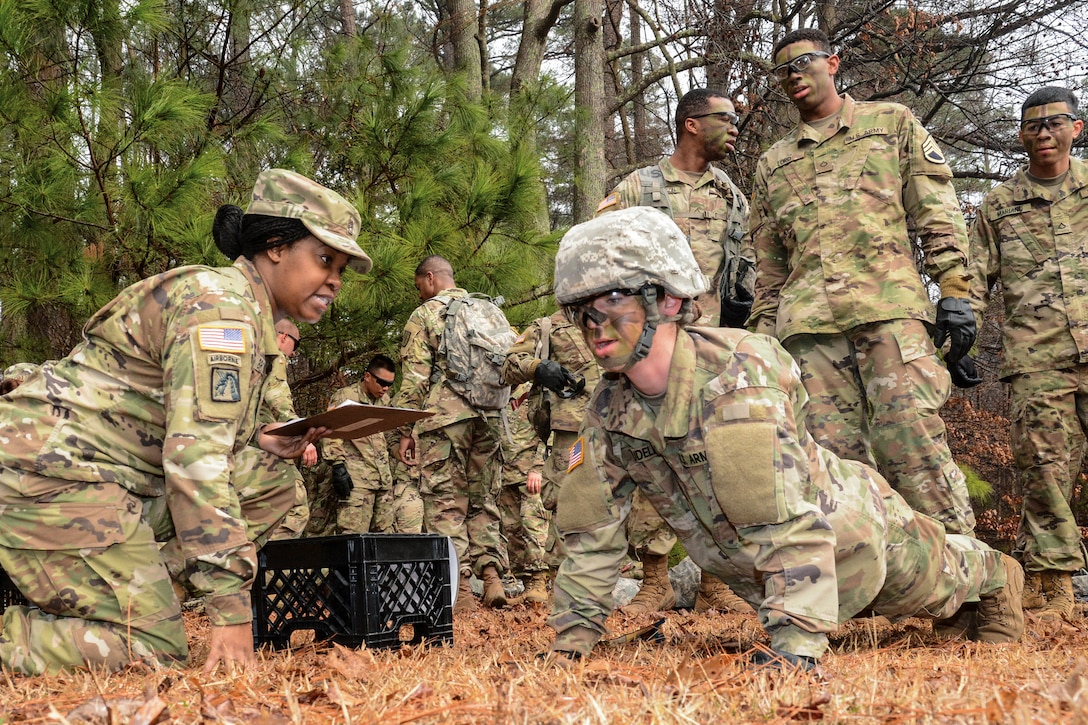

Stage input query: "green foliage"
[
  {"left": 960, "top": 463, "right": 995, "bottom": 506},
  {"left": 0, "top": 4, "right": 558, "bottom": 410}
]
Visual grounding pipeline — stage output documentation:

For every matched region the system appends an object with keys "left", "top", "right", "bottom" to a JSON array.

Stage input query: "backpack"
[
  {"left": 636, "top": 164, "right": 753, "bottom": 316},
  {"left": 433, "top": 293, "right": 518, "bottom": 411}
]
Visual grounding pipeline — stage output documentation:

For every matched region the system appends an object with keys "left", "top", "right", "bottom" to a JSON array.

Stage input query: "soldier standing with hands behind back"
[{"left": 967, "top": 86, "right": 1087, "bottom": 620}]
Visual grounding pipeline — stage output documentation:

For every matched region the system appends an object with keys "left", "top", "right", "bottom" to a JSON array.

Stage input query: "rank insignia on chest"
[
  {"left": 211, "top": 367, "right": 242, "bottom": 402},
  {"left": 567, "top": 437, "right": 584, "bottom": 472},
  {"left": 197, "top": 324, "right": 247, "bottom": 354}
]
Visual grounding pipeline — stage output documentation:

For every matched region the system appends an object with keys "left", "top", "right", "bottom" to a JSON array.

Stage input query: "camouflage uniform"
[
  {"left": 393, "top": 287, "right": 508, "bottom": 578},
  {"left": 748, "top": 93, "right": 975, "bottom": 535},
  {"left": 597, "top": 158, "right": 751, "bottom": 327},
  {"left": 302, "top": 457, "right": 339, "bottom": 537},
  {"left": 390, "top": 453, "right": 424, "bottom": 534},
  {"left": 502, "top": 310, "right": 601, "bottom": 565},
  {"left": 2, "top": 362, "right": 40, "bottom": 389},
  {"left": 599, "top": 159, "right": 753, "bottom": 561},
  {"left": 264, "top": 355, "right": 310, "bottom": 540},
  {"left": 0, "top": 258, "right": 295, "bottom": 674},
  {"left": 967, "top": 158, "right": 1088, "bottom": 574},
  {"left": 497, "top": 389, "right": 550, "bottom": 577},
  {"left": 323, "top": 384, "right": 395, "bottom": 534},
  {"left": 549, "top": 328, "right": 1007, "bottom": 659}
]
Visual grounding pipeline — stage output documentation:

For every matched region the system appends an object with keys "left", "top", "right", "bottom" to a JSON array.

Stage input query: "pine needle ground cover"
[{"left": 3, "top": 603, "right": 1086, "bottom": 724}]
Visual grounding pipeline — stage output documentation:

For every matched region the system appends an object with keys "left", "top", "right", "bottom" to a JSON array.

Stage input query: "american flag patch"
[
  {"left": 595, "top": 194, "right": 617, "bottom": 213},
  {"left": 567, "top": 437, "right": 584, "bottom": 472},
  {"left": 197, "top": 324, "right": 247, "bottom": 353}
]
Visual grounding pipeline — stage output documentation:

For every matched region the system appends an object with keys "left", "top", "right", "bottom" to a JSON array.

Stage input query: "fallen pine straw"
[{"left": 1, "top": 603, "right": 1086, "bottom": 723}]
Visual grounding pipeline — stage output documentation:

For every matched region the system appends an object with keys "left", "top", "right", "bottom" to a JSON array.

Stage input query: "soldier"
[
  {"left": 0, "top": 168, "right": 371, "bottom": 675},
  {"left": 967, "top": 86, "right": 1088, "bottom": 620},
  {"left": 595, "top": 87, "right": 754, "bottom": 614},
  {"left": 268, "top": 318, "right": 318, "bottom": 540},
  {"left": 323, "top": 355, "right": 398, "bottom": 534},
  {"left": 393, "top": 255, "right": 511, "bottom": 611},
  {"left": 502, "top": 310, "right": 598, "bottom": 580},
  {"left": 748, "top": 28, "right": 976, "bottom": 538},
  {"left": 497, "top": 384, "right": 552, "bottom": 603},
  {"left": 543, "top": 207, "right": 1023, "bottom": 669}
]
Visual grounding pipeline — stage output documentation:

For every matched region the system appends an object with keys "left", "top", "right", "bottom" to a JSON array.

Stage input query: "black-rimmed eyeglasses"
[
  {"left": 772, "top": 51, "right": 831, "bottom": 81},
  {"left": 1020, "top": 114, "right": 1078, "bottom": 136},
  {"left": 689, "top": 110, "right": 739, "bottom": 126}
]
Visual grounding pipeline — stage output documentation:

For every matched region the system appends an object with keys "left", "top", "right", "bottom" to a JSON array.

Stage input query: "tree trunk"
[
  {"left": 573, "top": 0, "right": 606, "bottom": 222},
  {"left": 445, "top": 0, "right": 483, "bottom": 100},
  {"left": 340, "top": 0, "right": 357, "bottom": 37}
]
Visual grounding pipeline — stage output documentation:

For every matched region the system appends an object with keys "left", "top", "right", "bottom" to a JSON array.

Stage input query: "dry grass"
[{"left": 4, "top": 602, "right": 1088, "bottom": 724}]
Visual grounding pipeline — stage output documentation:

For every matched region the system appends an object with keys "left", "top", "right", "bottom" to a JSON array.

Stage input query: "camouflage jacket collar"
[
  {"left": 658, "top": 157, "right": 717, "bottom": 190},
  {"left": 232, "top": 256, "right": 278, "bottom": 354},
  {"left": 1007, "top": 157, "right": 1088, "bottom": 203},
  {"left": 603, "top": 330, "right": 698, "bottom": 447},
  {"left": 793, "top": 93, "right": 854, "bottom": 146}
]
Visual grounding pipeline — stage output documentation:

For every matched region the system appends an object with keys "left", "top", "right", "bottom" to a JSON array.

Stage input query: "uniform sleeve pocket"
[
  {"left": 556, "top": 440, "right": 618, "bottom": 533},
  {"left": 706, "top": 422, "right": 785, "bottom": 526}
]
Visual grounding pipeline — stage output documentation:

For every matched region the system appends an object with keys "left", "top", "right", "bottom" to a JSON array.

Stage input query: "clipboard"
[{"left": 266, "top": 402, "right": 433, "bottom": 440}]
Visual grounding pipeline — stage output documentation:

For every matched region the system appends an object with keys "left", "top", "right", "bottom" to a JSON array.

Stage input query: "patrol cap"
[
  {"left": 554, "top": 206, "right": 708, "bottom": 305},
  {"left": 246, "top": 169, "right": 372, "bottom": 274}
]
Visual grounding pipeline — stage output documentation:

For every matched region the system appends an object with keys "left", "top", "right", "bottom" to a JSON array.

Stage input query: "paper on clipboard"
[{"left": 266, "top": 401, "right": 433, "bottom": 440}]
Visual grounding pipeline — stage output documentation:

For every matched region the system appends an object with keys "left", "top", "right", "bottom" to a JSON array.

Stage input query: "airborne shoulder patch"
[
  {"left": 921, "top": 134, "right": 946, "bottom": 164},
  {"left": 596, "top": 194, "right": 618, "bottom": 213},
  {"left": 197, "top": 324, "right": 247, "bottom": 354}
]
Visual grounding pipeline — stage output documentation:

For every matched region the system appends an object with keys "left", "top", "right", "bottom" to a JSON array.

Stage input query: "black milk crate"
[
  {"left": 0, "top": 566, "right": 29, "bottom": 612},
  {"left": 253, "top": 533, "right": 454, "bottom": 651}
]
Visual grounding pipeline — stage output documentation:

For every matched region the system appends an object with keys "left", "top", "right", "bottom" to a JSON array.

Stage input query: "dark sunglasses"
[
  {"left": 370, "top": 374, "right": 395, "bottom": 388},
  {"left": 772, "top": 51, "right": 831, "bottom": 81},
  {"left": 1020, "top": 114, "right": 1077, "bottom": 136}
]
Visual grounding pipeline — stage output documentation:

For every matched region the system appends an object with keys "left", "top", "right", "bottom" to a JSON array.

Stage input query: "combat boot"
[
  {"left": 932, "top": 601, "right": 977, "bottom": 641},
  {"left": 520, "top": 571, "right": 550, "bottom": 605},
  {"left": 1022, "top": 570, "right": 1045, "bottom": 610},
  {"left": 694, "top": 572, "right": 753, "bottom": 613},
  {"left": 975, "top": 554, "right": 1025, "bottom": 643},
  {"left": 454, "top": 572, "right": 477, "bottom": 614},
  {"left": 1038, "top": 570, "right": 1075, "bottom": 620},
  {"left": 482, "top": 565, "right": 508, "bottom": 608},
  {"left": 620, "top": 553, "right": 676, "bottom": 614}
]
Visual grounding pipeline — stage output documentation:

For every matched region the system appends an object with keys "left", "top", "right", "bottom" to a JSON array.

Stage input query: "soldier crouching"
[{"left": 543, "top": 207, "right": 1024, "bottom": 669}]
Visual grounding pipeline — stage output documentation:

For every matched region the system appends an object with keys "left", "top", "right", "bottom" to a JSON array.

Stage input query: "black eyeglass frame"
[
  {"left": 1019, "top": 113, "right": 1078, "bottom": 136},
  {"left": 688, "top": 110, "right": 740, "bottom": 126},
  {"left": 772, "top": 51, "right": 831, "bottom": 81}
]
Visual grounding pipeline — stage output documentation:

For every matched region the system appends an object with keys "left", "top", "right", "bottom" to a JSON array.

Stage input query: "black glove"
[
  {"left": 330, "top": 462, "right": 354, "bottom": 498},
  {"left": 535, "top": 359, "right": 585, "bottom": 399},
  {"left": 720, "top": 280, "right": 754, "bottom": 329},
  {"left": 932, "top": 298, "right": 977, "bottom": 363},
  {"left": 948, "top": 354, "right": 983, "bottom": 389},
  {"left": 749, "top": 649, "right": 818, "bottom": 672}
]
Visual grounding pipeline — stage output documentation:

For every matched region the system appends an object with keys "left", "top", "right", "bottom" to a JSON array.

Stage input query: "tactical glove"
[
  {"left": 749, "top": 649, "right": 818, "bottom": 672},
  {"left": 948, "top": 354, "right": 983, "bottom": 389},
  {"left": 535, "top": 359, "right": 586, "bottom": 399},
  {"left": 932, "top": 298, "right": 977, "bottom": 363},
  {"left": 330, "top": 462, "right": 354, "bottom": 498},
  {"left": 720, "top": 280, "right": 754, "bottom": 329}
]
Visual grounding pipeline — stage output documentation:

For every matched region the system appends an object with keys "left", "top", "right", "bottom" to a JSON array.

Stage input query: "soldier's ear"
[{"left": 660, "top": 294, "right": 684, "bottom": 316}]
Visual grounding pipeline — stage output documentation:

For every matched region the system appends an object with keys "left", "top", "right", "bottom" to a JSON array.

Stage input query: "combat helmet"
[{"left": 554, "top": 207, "right": 709, "bottom": 369}]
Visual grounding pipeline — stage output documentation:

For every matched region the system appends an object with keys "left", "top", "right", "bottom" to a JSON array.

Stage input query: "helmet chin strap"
[{"left": 613, "top": 285, "right": 662, "bottom": 373}]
